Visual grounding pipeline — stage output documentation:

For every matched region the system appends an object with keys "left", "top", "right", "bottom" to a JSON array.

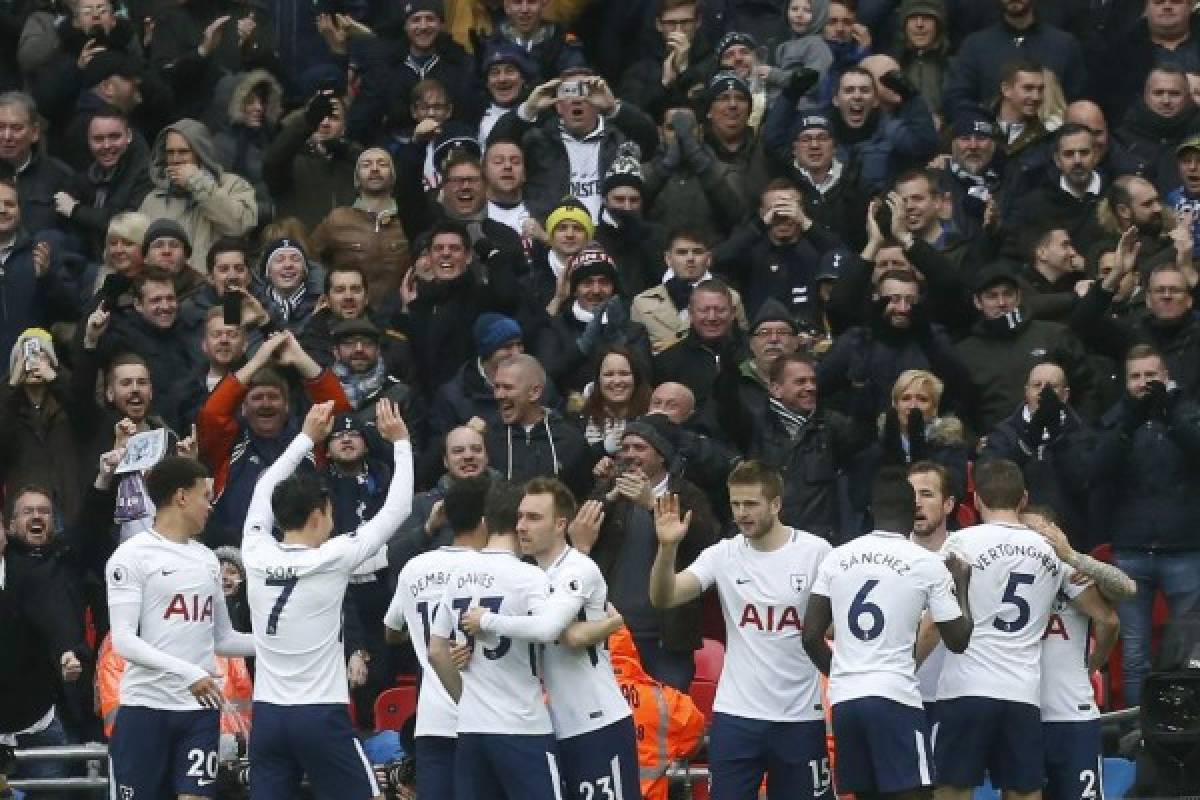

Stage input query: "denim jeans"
[
  {"left": 13, "top": 709, "right": 72, "bottom": 800},
  {"left": 1112, "top": 549, "right": 1200, "bottom": 707}
]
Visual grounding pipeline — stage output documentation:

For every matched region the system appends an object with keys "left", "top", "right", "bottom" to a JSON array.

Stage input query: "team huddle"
[{"left": 105, "top": 401, "right": 1131, "bottom": 800}]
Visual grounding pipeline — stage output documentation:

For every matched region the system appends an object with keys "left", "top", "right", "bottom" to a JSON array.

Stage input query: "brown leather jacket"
[{"left": 311, "top": 206, "right": 412, "bottom": 308}]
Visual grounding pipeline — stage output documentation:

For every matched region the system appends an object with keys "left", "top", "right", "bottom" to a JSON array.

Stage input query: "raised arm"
[
  {"left": 648, "top": 494, "right": 704, "bottom": 609},
  {"left": 340, "top": 398, "right": 414, "bottom": 565},
  {"left": 1026, "top": 515, "right": 1136, "bottom": 603}
]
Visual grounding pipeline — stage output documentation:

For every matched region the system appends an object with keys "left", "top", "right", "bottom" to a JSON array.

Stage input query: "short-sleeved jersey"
[
  {"left": 812, "top": 531, "right": 962, "bottom": 709},
  {"left": 242, "top": 436, "right": 414, "bottom": 706},
  {"left": 1040, "top": 592, "right": 1097, "bottom": 721},
  {"left": 105, "top": 531, "right": 223, "bottom": 710},
  {"left": 530, "top": 547, "right": 630, "bottom": 739},
  {"left": 430, "top": 549, "right": 553, "bottom": 735},
  {"left": 384, "top": 546, "right": 470, "bottom": 738},
  {"left": 684, "top": 529, "right": 831, "bottom": 722},
  {"left": 937, "top": 522, "right": 1079, "bottom": 706}
]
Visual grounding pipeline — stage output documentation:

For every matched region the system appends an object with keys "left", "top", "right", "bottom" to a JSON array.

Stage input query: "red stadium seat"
[
  {"left": 693, "top": 638, "right": 725, "bottom": 683},
  {"left": 374, "top": 685, "right": 417, "bottom": 732}
]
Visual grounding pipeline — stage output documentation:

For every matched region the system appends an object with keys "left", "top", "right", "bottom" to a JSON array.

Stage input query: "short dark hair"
[
  {"left": 271, "top": 473, "right": 331, "bottom": 531},
  {"left": 523, "top": 476, "right": 577, "bottom": 522},
  {"left": 768, "top": 351, "right": 816, "bottom": 384},
  {"left": 106, "top": 352, "right": 150, "bottom": 383},
  {"left": 324, "top": 264, "right": 369, "bottom": 295},
  {"left": 1054, "top": 122, "right": 1092, "bottom": 151},
  {"left": 246, "top": 366, "right": 290, "bottom": 402},
  {"left": 206, "top": 236, "right": 251, "bottom": 272},
  {"left": 871, "top": 466, "right": 916, "bottom": 533},
  {"left": 690, "top": 277, "right": 734, "bottom": 307},
  {"left": 973, "top": 459, "right": 1026, "bottom": 511},
  {"left": 727, "top": 459, "right": 784, "bottom": 501},
  {"left": 665, "top": 226, "right": 711, "bottom": 250},
  {"left": 88, "top": 104, "right": 128, "bottom": 130},
  {"left": 134, "top": 267, "right": 174, "bottom": 299},
  {"left": 144, "top": 456, "right": 210, "bottom": 508},
  {"left": 656, "top": 0, "right": 700, "bottom": 17},
  {"left": 6, "top": 483, "right": 54, "bottom": 524},
  {"left": 893, "top": 168, "right": 937, "bottom": 194},
  {"left": 907, "top": 460, "right": 951, "bottom": 499},
  {"left": 445, "top": 474, "right": 492, "bottom": 534},
  {"left": 485, "top": 480, "right": 523, "bottom": 535},
  {"left": 429, "top": 219, "right": 470, "bottom": 249},
  {"left": 1000, "top": 58, "right": 1045, "bottom": 87}
]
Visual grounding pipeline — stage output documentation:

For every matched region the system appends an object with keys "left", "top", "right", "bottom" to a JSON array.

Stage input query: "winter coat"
[
  {"left": 0, "top": 379, "right": 85, "bottom": 524},
  {"left": 941, "top": 17, "right": 1087, "bottom": 116},
  {"left": 211, "top": 69, "right": 284, "bottom": 226},
  {"left": 0, "top": 234, "right": 81, "bottom": 380},
  {"left": 483, "top": 409, "right": 594, "bottom": 500},
  {"left": 1115, "top": 102, "right": 1200, "bottom": 195},
  {"left": 980, "top": 405, "right": 1096, "bottom": 549},
  {"left": 262, "top": 112, "right": 361, "bottom": 230},
  {"left": 139, "top": 118, "right": 258, "bottom": 271},
  {"left": 310, "top": 206, "right": 411, "bottom": 309},
  {"left": 632, "top": 285, "right": 750, "bottom": 354},
  {"left": 97, "top": 310, "right": 203, "bottom": 430},
  {"left": 1090, "top": 392, "right": 1200, "bottom": 552},
  {"left": 642, "top": 151, "right": 748, "bottom": 240},
  {"left": 68, "top": 136, "right": 154, "bottom": 258},
  {"left": 490, "top": 105, "right": 660, "bottom": 221}
]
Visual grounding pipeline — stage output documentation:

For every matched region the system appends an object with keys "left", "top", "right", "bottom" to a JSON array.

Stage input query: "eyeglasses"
[
  {"left": 78, "top": 4, "right": 111, "bottom": 13},
  {"left": 1151, "top": 287, "right": 1188, "bottom": 297},
  {"left": 752, "top": 327, "right": 794, "bottom": 338}
]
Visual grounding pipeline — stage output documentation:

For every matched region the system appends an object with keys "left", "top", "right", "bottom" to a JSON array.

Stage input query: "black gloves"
[
  {"left": 304, "top": 92, "right": 335, "bottom": 130},
  {"left": 1123, "top": 380, "right": 1169, "bottom": 432},
  {"left": 906, "top": 407, "right": 927, "bottom": 461},
  {"left": 880, "top": 70, "right": 917, "bottom": 102},
  {"left": 1025, "top": 387, "right": 1065, "bottom": 449},
  {"left": 785, "top": 67, "right": 821, "bottom": 100}
]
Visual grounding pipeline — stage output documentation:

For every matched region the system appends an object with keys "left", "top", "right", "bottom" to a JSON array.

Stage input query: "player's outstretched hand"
[
  {"left": 653, "top": 494, "right": 691, "bottom": 546},
  {"left": 1022, "top": 513, "right": 1074, "bottom": 561},
  {"left": 450, "top": 642, "right": 472, "bottom": 671},
  {"left": 302, "top": 401, "right": 336, "bottom": 443},
  {"left": 189, "top": 676, "right": 224, "bottom": 709},
  {"left": 376, "top": 398, "right": 410, "bottom": 442},
  {"left": 460, "top": 606, "right": 486, "bottom": 637}
]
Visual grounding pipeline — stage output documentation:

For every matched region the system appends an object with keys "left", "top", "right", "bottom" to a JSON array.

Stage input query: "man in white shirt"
[
  {"left": 803, "top": 468, "right": 972, "bottom": 798},
  {"left": 240, "top": 399, "right": 413, "bottom": 800},
  {"left": 649, "top": 460, "right": 833, "bottom": 800},
  {"left": 383, "top": 474, "right": 493, "bottom": 800},
  {"left": 933, "top": 459, "right": 1081, "bottom": 800},
  {"left": 1024, "top": 507, "right": 1131, "bottom": 800},
  {"left": 426, "top": 482, "right": 564, "bottom": 800},
  {"left": 106, "top": 456, "right": 255, "bottom": 800},
  {"left": 908, "top": 461, "right": 957, "bottom": 712},
  {"left": 462, "top": 477, "right": 635, "bottom": 799}
]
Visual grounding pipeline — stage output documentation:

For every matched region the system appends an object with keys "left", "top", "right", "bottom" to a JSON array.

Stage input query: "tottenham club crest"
[{"left": 790, "top": 574, "right": 808, "bottom": 593}]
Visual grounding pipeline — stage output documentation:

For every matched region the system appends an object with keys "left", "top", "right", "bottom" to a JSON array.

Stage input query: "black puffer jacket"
[{"left": 1090, "top": 392, "right": 1200, "bottom": 551}]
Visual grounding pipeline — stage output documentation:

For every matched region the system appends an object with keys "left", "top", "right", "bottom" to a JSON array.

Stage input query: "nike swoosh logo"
[
  {"left": 735, "top": 579, "right": 751, "bottom": 585},
  {"left": 197, "top": 779, "right": 215, "bottom": 786},
  {"left": 161, "top": 569, "right": 177, "bottom": 576}
]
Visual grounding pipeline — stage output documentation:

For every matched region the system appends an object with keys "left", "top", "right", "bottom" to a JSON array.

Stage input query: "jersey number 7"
[{"left": 265, "top": 575, "right": 299, "bottom": 636}]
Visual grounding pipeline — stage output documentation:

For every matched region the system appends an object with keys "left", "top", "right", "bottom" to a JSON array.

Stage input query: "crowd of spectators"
[{"left": 2, "top": 0, "right": 1200, "bottom": 793}]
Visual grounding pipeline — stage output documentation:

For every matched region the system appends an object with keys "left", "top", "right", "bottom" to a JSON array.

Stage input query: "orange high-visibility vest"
[
  {"left": 609, "top": 627, "right": 707, "bottom": 800},
  {"left": 96, "top": 634, "right": 254, "bottom": 737}
]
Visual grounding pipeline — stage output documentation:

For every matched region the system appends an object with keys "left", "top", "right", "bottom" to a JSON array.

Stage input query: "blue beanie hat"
[{"left": 473, "top": 313, "right": 522, "bottom": 360}]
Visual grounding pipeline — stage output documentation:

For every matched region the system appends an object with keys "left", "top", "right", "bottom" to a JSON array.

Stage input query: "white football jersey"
[
  {"left": 685, "top": 529, "right": 831, "bottom": 722},
  {"left": 242, "top": 434, "right": 414, "bottom": 706},
  {"left": 813, "top": 531, "right": 962, "bottom": 708},
  {"left": 106, "top": 531, "right": 232, "bottom": 710},
  {"left": 1040, "top": 592, "right": 1097, "bottom": 721},
  {"left": 430, "top": 549, "right": 553, "bottom": 735},
  {"left": 484, "top": 547, "right": 631, "bottom": 739},
  {"left": 384, "top": 546, "right": 471, "bottom": 738},
  {"left": 937, "top": 522, "right": 1077, "bottom": 705}
]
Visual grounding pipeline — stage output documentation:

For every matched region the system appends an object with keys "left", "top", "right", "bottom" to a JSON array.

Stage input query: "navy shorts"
[
  {"left": 558, "top": 717, "right": 642, "bottom": 800},
  {"left": 415, "top": 736, "right": 456, "bottom": 800},
  {"left": 1044, "top": 721, "right": 1104, "bottom": 800},
  {"left": 108, "top": 705, "right": 220, "bottom": 798},
  {"left": 249, "top": 702, "right": 380, "bottom": 800},
  {"left": 708, "top": 713, "right": 831, "bottom": 800},
  {"left": 934, "top": 697, "right": 1043, "bottom": 792},
  {"left": 832, "top": 697, "right": 933, "bottom": 794},
  {"left": 454, "top": 732, "right": 562, "bottom": 800}
]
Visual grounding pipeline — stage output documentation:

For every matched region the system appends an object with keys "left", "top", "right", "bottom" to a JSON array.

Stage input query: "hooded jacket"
[
  {"left": 139, "top": 119, "right": 258, "bottom": 271},
  {"left": 890, "top": 0, "right": 951, "bottom": 112},
  {"left": 212, "top": 69, "right": 285, "bottom": 225},
  {"left": 483, "top": 408, "right": 594, "bottom": 499}
]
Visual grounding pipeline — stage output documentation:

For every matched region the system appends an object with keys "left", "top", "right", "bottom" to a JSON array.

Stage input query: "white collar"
[
  {"left": 661, "top": 268, "right": 712, "bottom": 284},
  {"left": 0, "top": 555, "right": 6, "bottom": 590},
  {"left": 1059, "top": 171, "right": 1101, "bottom": 198},
  {"left": 549, "top": 249, "right": 569, "bottom": 277}
]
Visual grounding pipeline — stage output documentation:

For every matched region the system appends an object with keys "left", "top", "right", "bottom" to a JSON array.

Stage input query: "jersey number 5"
[
  {"left": 265, "top": 575, "right": 299, "bottom": 636},
  {"left": 994, "top": 572, "right": 1035, "bottom": 632}
]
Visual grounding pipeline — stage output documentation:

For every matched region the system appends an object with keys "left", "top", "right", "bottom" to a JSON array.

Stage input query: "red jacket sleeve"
[{"left": 197, "top": 374, "right": 249, "bottom": 496}]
